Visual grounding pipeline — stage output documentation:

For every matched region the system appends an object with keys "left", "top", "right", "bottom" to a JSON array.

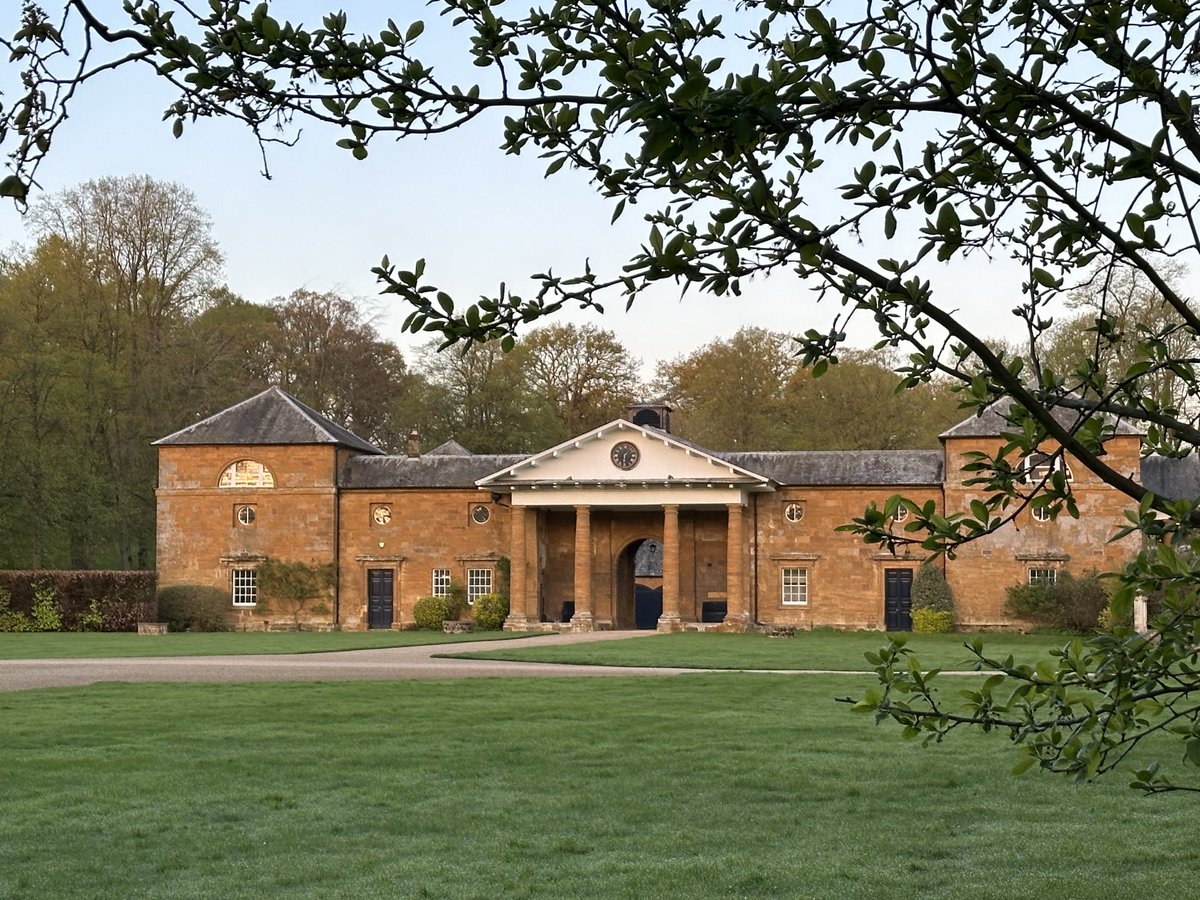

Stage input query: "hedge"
[{"left": 0, "top": 571, "right": 157, "bottom": 632}]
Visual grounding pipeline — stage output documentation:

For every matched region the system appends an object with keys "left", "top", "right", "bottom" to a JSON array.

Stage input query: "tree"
[
  {"left": 265, "top": 289, "right": 422, "bottom": 452},
  {"left": 9, "top": 1, "right": 1200, "bottom": 790},
  {"left": 653, "top": 327, "right": 803, "bottom": 449},
  {"left": 517, "top": 323, "right": 641, "bottom": 442},
  {"left": 789, "top": 350, "right": 963, "bottom": 450}
]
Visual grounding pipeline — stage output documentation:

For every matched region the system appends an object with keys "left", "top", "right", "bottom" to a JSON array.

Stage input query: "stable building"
[{"left": 154, "top": 387, "right": 1163, "bottom": 632}]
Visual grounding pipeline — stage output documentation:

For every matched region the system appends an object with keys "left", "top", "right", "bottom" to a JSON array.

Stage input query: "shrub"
[
  {"left": 157, "top": 585, "right": 231, "bottom": 632},
  {"left": 472, "top": 593, "right": 509, "bottom": 631},
  {"left": 0, "top": 590, "right": 31, "bottom": 632},
  {"left": 446, "top": 582, "right": 467, "bottom": 617},
  {"left": 30, "top": 581, "right": 62, "bottom": 632},
  {"left": 412, "top": 595, "right": 454, "bottom": 630},
  {"left": 911, "top": 563, "right": 953, "bottom": 613},
  {"left": 1004, "top": 570, "right": 1108, "bottom": 632},
  {"left": 912, "top": 609, "right": 954, "bottom": 633},
  {"left": 0, "top": 571, "right": 156, "bottom": 631}
]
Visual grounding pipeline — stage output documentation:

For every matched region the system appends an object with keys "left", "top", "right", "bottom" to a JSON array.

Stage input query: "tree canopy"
[{"left": 8, "top": 1, "right": 1200, "bottom": 791}]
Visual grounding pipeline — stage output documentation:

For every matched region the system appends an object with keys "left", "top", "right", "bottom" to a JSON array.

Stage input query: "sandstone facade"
[{"left": 154, "top": 388, "right": 1169, "bottom": 632}]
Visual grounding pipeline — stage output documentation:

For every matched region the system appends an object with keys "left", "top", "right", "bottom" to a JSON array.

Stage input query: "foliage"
[
  {"left": 256, "top": 558, "right": 336, "bottom": 626},
  {"left": 30, "top": 581, "right": 62, "bottom": 632},
  {"left": 911, "top": 564, "right": 953, "bottom": 614},
  {"left": 0, "top": 591, "right": 31, "bottom": 633},
  {"left": 495, "top": 557, "right": 511, "bottom": 601},
  {"left": 911, "top": 609, "right": 954, "bottom": 635},
  {"left": 10, "top": 0, "right": 1200, "bottom": 790},
  {"left": 156, "top": 585, "right": 231, "bottom": 633},
  {"left": 653, "top": 327, "right": 804, "bottom": 450},
  {"left": 0, "top": 571, "right": 156, "bottom": 631},
  {"left": 415, "top": 595, "right": 465, "bottom": 628},
  {"left": 412, "top": 595, "right": 456, "bottom": 631},
  {"left": 470, "top": 593, "right": 509, "bottom": 631},
  {"left": 1004, "top": 571, "right": 1109, "bottom": 634}
]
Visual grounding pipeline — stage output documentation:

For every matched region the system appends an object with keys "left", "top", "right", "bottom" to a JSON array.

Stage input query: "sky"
[{"left": 0, "top": 1, "right": 1054, "bottom": 381}]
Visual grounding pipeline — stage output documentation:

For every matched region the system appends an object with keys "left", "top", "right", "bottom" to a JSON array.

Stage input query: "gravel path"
[{"left": 0, "top": 630, "right": 705, "bottom": 692}]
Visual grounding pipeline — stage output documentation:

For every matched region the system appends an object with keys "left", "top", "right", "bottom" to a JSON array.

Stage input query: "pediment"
[{"left": 477, "top": 420, "right": 771, "bottom": 488}]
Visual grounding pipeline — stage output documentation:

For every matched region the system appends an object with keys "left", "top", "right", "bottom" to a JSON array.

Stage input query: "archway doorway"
[{"left": 615, "top": 538, "right": 663, "bottom": 630}]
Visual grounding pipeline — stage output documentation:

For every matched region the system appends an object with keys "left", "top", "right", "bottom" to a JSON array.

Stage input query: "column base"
[
  {"left": 503, "top": 614, "right": 533, "bottom": 631},
  {"left": 722, "top": 612, "right": 755, "bottom": 633},
  {"left": 570, "top": 612, "right": 596, "bottom": 632},
  {"left": 657, "top": 613, "right": 684, "bottom": 633}
]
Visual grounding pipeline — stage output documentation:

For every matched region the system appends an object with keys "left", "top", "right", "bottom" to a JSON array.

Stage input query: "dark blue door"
[
  {"left": 885, "top": 569, "right": 913, "bottom": 631},
  {"left": 634, "top": 585, "right": 662, "bottom": 630},
  {"left": 367, "top": 569, "right": 394, "bottom": 630}
]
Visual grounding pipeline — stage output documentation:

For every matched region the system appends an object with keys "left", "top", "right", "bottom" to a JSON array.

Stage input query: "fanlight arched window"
[{"left": 219, "top": 459, "right": 275, "bottom": 489}]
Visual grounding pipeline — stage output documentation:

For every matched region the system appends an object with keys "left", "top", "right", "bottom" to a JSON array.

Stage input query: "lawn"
[
  {"left": 442, "top": 630, "right": 1076, "bottom": 671},
  {"left": 0, "top": 629, "right": 539, "bottom": 659},
  {"left": 0, "top": 675, "right": 1192, "bottom": 898}
]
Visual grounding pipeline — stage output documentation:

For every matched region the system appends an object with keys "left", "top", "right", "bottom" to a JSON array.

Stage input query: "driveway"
[{"left": 0, "top": 630, "right": 698, "bottom": 692}]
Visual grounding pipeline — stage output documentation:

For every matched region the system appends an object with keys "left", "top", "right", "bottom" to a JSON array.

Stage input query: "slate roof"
[
  {"left": 941, "top": 395, "right": 1142, "bottom": 438},
  {"left": 341, "top": 454, "right": 528, "bottom": 489},
  {"left": 154, "top": 387, "right": 384, "bottom": 454},
  {"left": 721, "top": 450, "right": 944, "bottom": 486},
  {"left": 1141, "top": 455, "right": 1200, "bottom": 501}
]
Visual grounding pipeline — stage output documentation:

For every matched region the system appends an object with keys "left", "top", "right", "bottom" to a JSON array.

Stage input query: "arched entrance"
[{"left": 615, "top": 538, "right": 663, "bottom": 630}]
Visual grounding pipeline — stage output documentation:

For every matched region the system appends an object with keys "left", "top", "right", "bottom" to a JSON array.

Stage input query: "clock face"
[
  {"left": 372, "top": 505, "right": 392, "bottom": 525},
  {"left": 610, "top": 441, "right": 640, "bottom": 471}
]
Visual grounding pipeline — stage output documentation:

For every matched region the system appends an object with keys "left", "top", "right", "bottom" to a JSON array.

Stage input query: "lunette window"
[{"left": 219, "top": 459, "right": 275, "bottom": 488}]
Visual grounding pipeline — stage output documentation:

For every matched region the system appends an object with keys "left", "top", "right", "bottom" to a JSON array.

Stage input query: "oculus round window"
[
  {"left": 373, "top": 505, "right": 392, "bottom": 525},
  {"left": 784, "top": 502, "right": 805, "bottom": 523},
  {"left": 236, "top": 505, "right": 256, "bottom": 526},
  {"left": 610, "top": 441, "right": 640, "bottom": 470},
  {"left": 893, "top": 506, "right": 910, "bottom": 523},
  {"left": 471, "top": 504, "right": 491, "bottom": 524},
  {"left": 1032, "top": 505, "right": 1052, "bottom": 523}
]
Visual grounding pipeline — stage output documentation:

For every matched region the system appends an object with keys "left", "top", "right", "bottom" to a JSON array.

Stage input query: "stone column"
[
  {"left": 572, "top": 505, "right": 595, "bottom": 631},
  {"left": 660, "top": 504, "right": 682, "bottom": 631},
  {"left": 505, "top": 504, "right": 530, "bottom": 629},
  {"left": 726, "top": 501, "right": 751, "bottom": 631}
]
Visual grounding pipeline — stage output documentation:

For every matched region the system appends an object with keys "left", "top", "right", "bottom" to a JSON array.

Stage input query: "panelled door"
[
  {"left": 367, "top": 569, "right": 395, "bottom": 630},
  {"left": 884, "top": 568, "right": 913, "bottom": 632}
]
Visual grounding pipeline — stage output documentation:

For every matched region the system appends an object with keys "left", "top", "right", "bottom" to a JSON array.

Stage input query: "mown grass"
[
  {"left": 444, "top": 630, "right": 1074, "bottom": 671},
  {"left": 0, "top": 629, "right": 538, "bottom": 659},
  {"left": 0, "top": 675, "right": 1192, "bottom": 899}
]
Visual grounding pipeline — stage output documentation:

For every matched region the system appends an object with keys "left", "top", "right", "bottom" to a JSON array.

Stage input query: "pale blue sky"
[{"left": 0, "top": 1, "right": 1048, "bottom": 379}]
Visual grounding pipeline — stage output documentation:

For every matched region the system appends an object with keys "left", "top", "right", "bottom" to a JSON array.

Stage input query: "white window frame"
[
  {"left": 784, "top": 502, "right": 805, "bottom": 524},
  {"left": 232, "top": 568, "right": 258, "bottom": 607},
  {"left": 432, "top": 568, "right": 451, "bottom": 598},
  {"left": 1028, "top": 567, "right": 1058, "bottom": 586},
  {"left": 467, "top": 568, "right": 493, "bottom": 605},
  {"left": 1031, "top": 505, "right": 1052, "bottom": 523},
  {"left": 219, "top": 459, "right": 275, "bottom": 488},
  {"left": 1021, "top": 453, "right": 1073, "bottom": 485},
  {"left": 781, "top": 567, "right": 808, "bottom": 606}
]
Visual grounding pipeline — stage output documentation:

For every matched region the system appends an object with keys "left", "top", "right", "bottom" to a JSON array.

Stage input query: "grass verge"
[
  {"left": 0, "top": 630, "right": 539, "bottom": 659},
  {"left": 0, "top": 675, "right": 1190, "bottom": 899},
  {"left": 441, "top": 630, "right": 1074, "bottom": 671}
]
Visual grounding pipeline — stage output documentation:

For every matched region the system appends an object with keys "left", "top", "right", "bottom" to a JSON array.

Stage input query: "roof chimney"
[
  {"left": 626, "top": 402, "right": 673, "bottom": 433},
  {"left": 405, "top": 428, "right": 421, "bottom": 458}
]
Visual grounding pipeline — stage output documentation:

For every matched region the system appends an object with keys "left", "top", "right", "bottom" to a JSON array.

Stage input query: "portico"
[{"left": 477, "top": 417, "right": 773, "bottom": 632}]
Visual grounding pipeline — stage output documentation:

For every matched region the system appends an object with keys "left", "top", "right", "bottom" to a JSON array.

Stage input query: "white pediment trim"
[{"left": 476, "top": 419, "right": 772, "bottom": 488}]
